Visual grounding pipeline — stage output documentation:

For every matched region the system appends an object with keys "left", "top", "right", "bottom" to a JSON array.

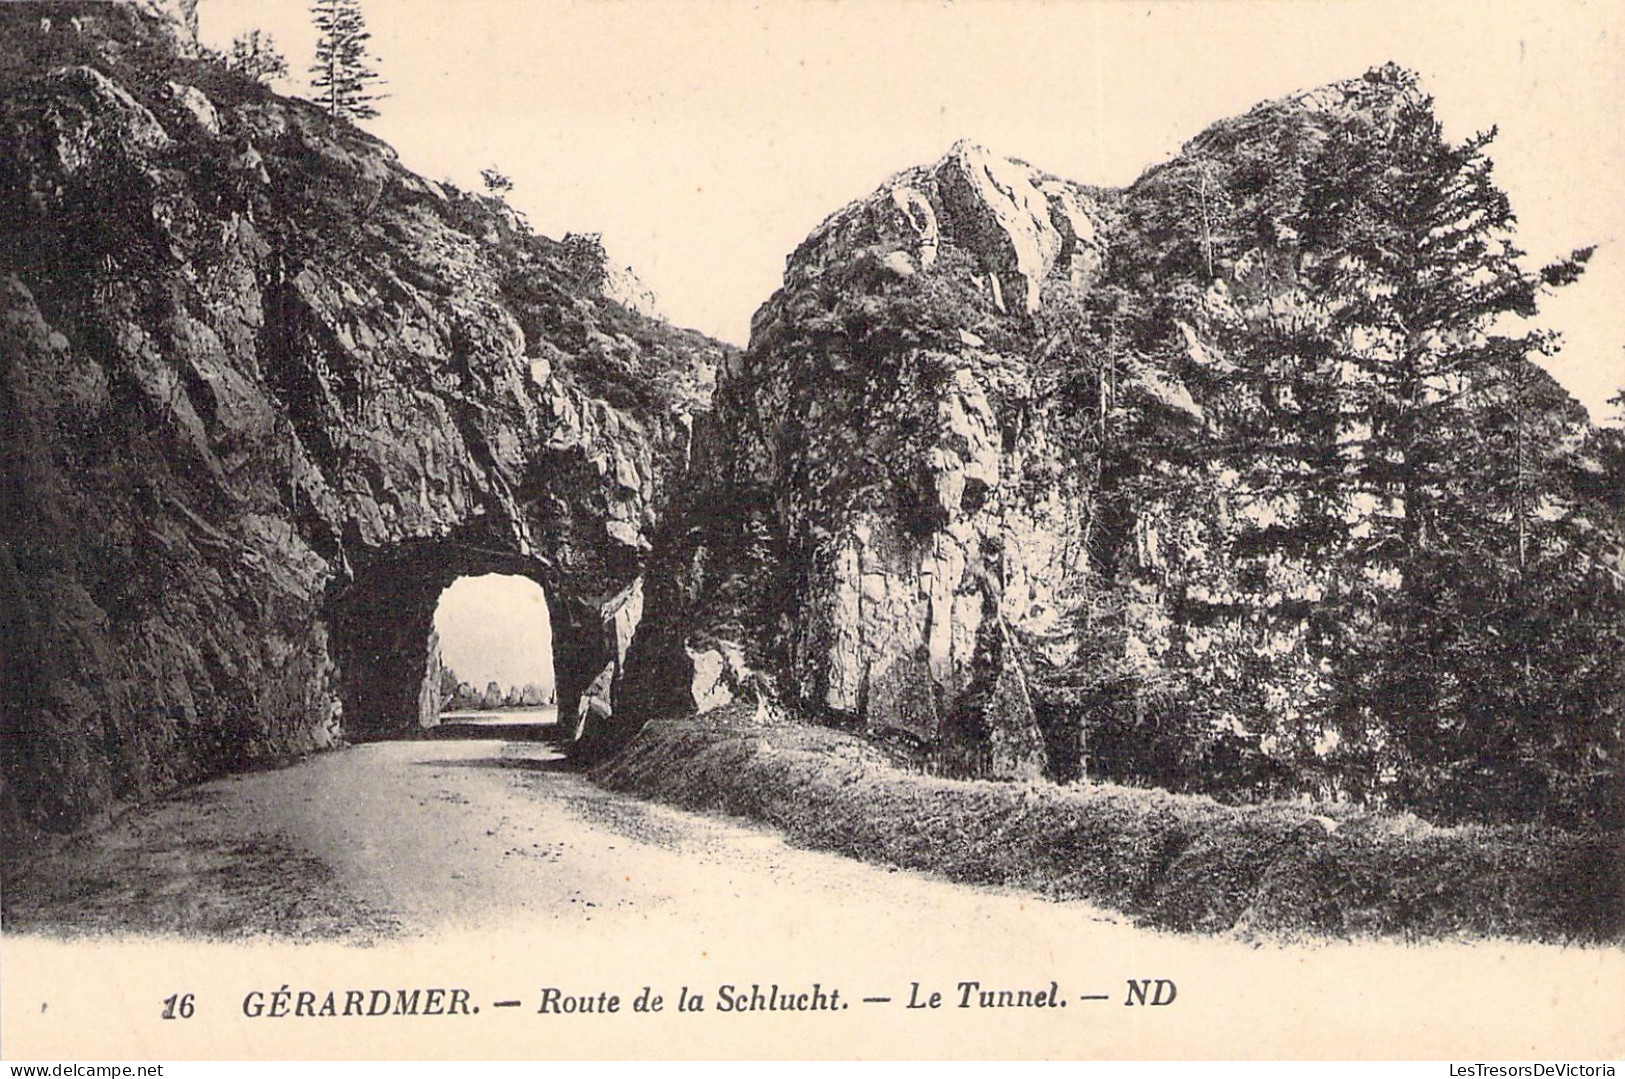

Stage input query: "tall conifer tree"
[
  {"left": 1298, "top": 65, "right": 1597, "bottom": 815},
  {"left": 309, "top": 0, "right": 384, "bottom": 122}
]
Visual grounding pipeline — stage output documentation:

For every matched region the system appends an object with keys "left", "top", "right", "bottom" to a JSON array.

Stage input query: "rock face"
[
  {"left": 4, "top": 7, "right": 1617, "bottom": 838},
  {"left": 624, "top": 141, "right": 1112, "bottom": 777},
  {"left": 0, "top": 3, "right": 725, "bottom": 838},
  {"left": 624, "top": 71, "right": 1623, "bottom": 818},
  {"left": 601, "top": 260, "right": 664, "bottom": 322}
]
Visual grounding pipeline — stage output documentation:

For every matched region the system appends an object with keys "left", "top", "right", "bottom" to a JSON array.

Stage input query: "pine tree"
[
  {"left": 561, "top": 232, "right": 608, "bottom": 290},
  {"left": 309, "top": 0, "right": 384, "bottom": 122},
  {"left": 227, "top": 29, "right": 288, "bottom": 84},
  {"left": 1295, "top": 66, "right": 1597, "bottom": 816},
  {"left": 1078, "top": 64, "right": 1612, "bottom": 818},
  {"left": 481, "top": 167, "right": 514, "bottom": 194}
]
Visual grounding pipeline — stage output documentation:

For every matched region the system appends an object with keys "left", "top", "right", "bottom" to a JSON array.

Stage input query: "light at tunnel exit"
[{"left": 433, "top": 574, "right": 555, "bottom": 701}]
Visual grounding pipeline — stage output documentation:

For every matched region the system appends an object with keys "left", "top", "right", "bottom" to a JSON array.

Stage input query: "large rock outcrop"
[
  {"left": 0, "top": 2, "right": 726, "bottom": 838},
  {"left": 624, "top": 141, "right": 1115, "bottom": 777},
  {"left": 3, "top": 7, "right": 1616, "bottom": 840},
  {"left": 624, "top": 70, "right": 1623, "bottom": 821}
]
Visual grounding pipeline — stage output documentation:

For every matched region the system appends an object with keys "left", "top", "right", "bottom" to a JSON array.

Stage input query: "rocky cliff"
[
  {"left": 0, "top": 2, "right": 727, "bottom": 839},
  {"left": 624, "top": 141, "right": 1116, "bottom": 778},
  {"left": 3, "top": 5, "right": 1616, "bottom": 841},
  {"left": 625, "top": 70, "right": 1624, "bottom": 822}
]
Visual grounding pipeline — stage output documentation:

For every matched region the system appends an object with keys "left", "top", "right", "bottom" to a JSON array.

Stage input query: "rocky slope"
[
  {"left": 624, "top": 141, "right": 1117, "bottom": 778},
  {"left": 0, "top": 1, "right": 726, "bottom": 839},
  {"left": 2, "top": 5, "right": 1616, "bottom": 842},
  {"left": 624, "top": 70, "right": 1623, "bottom": 822}
]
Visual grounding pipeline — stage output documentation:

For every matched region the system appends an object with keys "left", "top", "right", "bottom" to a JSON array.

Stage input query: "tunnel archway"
[
  {"left": 325, "top": 523, "right": 645, "bottom": 749},
  {"left": 432, "top": 574, "right": 556, "bottom": 718}
]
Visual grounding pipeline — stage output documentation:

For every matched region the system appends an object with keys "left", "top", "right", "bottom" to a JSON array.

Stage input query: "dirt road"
[{"left": 4, "top": 725, "right": 1622, "bottom": 1059}]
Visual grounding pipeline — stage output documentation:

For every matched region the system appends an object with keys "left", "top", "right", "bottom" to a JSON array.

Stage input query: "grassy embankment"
[{"left": 592, "top": 709, "right": 1623, "bottom": 943}]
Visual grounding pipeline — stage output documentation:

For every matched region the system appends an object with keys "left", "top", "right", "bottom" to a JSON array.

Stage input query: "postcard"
[{"left": 2, "top": 0, "right": 1621, "bottom": 1062}]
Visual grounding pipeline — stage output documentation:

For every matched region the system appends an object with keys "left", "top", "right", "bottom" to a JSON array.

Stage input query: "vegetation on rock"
[
  {"left": 308, "top": 0, "right": 383, "bottom": 122},
  {"left": 629, "top": 66, "right": 1623, "bottom": 830},
  {"left": 225, "top": 29, "right": 287, "bottom": 85}
]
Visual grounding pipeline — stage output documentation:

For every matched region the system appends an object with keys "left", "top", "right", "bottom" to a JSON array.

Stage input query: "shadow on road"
[
  {"left": 413, "top": 755, "right": 578, "bottom": 775},
  {"left": 426, "top": 722, "right": 559, "bottom": 742}
]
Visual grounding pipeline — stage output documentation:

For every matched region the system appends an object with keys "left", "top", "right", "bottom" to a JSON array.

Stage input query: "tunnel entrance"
[
  {"left": 325, "top": 531, "right": 645, "bottom": 749},
  {"left": 432, "top": 574, "right": 557, "bottom": 724}
]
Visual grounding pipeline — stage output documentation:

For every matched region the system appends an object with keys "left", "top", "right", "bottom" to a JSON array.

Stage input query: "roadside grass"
[{"left": 591, "top": 712, "right": 1624, "bottom": 944}]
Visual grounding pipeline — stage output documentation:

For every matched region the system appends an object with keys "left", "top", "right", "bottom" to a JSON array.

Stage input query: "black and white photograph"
[{"left": 1, "top": 0, "right": 1621, "bottom": 1063}]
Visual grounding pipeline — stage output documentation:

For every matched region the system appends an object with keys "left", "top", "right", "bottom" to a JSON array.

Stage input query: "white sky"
[
  {"left": 433, "top": 574, "right": 554, "bottom": 691},
  {"left": 197, "top": 0, "right": 1624, "bottom": 422}
]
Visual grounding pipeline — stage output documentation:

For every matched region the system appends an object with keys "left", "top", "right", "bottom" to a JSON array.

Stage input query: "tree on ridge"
[
  {"left": 309, "top": 0, "right": 385, "bottom": 121},
  {"left": 227, "top": 29, "right": 289, "bottom": 84}
]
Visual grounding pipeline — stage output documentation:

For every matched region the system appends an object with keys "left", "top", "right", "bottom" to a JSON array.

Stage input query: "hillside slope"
[
  {"left": 0, "top": 1, "right": 727, "bottom": 839},
  {"left": 623, "top": 67, "right": 1624, "bottom": 827}
]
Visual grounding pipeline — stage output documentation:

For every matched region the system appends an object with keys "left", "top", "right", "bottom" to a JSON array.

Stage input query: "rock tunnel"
[
  {"left": 327, "top": 521, "right": 645, "bottom": 749},
  {"left": 0, "top": 0, "right": 731, "bottom": 841}
]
